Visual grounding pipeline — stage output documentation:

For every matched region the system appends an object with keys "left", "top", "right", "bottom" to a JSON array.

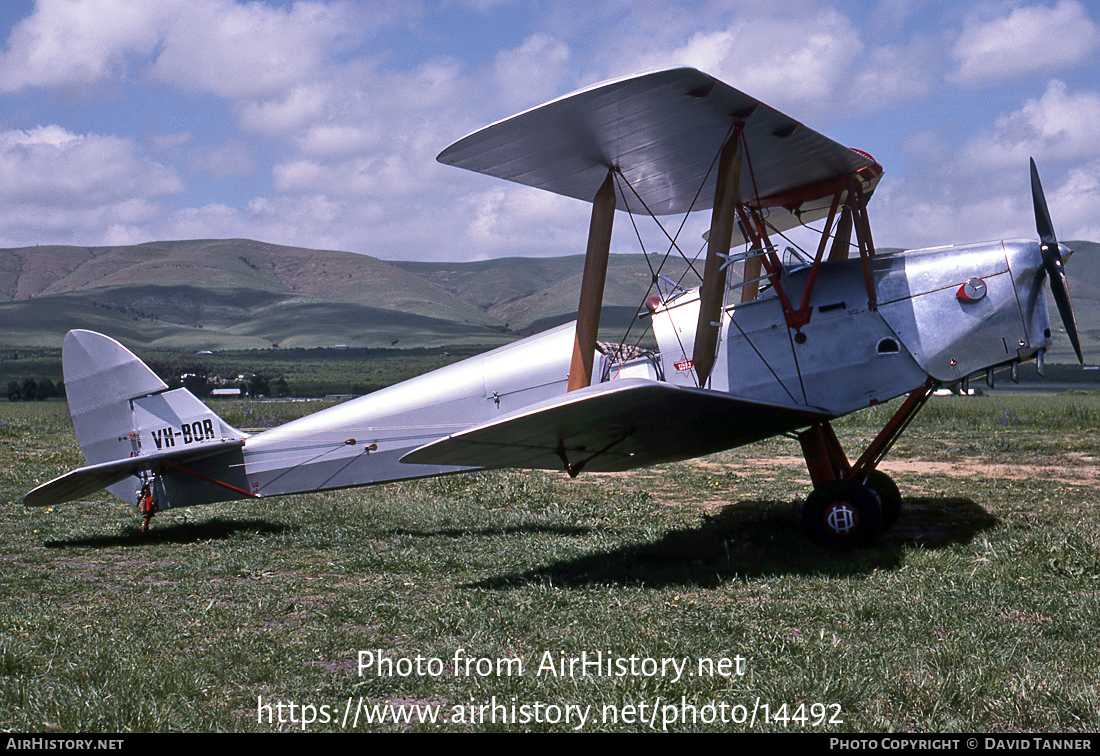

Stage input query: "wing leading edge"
[{"left": 401, "top": 378, "right": 828, "bottom": 474}]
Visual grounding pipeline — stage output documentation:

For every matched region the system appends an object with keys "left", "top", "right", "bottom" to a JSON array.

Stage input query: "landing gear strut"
[
  {"left": 138, "top": 479, "right": 159, "bottom": 533},
  {"left": 797, "top": 380, "right": 934, "bottom": 546}
]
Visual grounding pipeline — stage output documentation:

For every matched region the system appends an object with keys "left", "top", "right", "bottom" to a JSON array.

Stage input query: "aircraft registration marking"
[{"left": 151, "top": 418, "right": 217, "bottom": 450}]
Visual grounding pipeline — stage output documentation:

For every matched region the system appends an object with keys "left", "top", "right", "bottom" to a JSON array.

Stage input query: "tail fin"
[
  {"left": 24, "top": 330, "right": 248, "bottom": 507},
  {"left": 64, "top": 329, "right": 171, "bottom": 468}
]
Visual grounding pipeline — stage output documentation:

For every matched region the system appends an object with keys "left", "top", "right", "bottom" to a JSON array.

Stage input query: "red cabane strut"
[
  {"left": 729, "top": 144, "right": 930, "bottom": 488},
  {"left": 734, "top": 160, "right": 882, "bottom": 336}
]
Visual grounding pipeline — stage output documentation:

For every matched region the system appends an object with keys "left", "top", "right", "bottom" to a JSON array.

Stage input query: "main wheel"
[
  {"left": 803, "top": 479, "right": 884, "bottom": 547},
  {"left": 862, "top": 470, "right": 901, "bottom": 531}
]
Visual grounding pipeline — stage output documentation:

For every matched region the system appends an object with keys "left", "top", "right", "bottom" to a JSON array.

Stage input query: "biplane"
[{"left": 23, "top": 68, "right": 1084, "bottom": 546}]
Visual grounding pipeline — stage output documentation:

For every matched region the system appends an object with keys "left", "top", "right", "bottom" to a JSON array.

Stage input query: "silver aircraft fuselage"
[{"left": 147, "top": 237, "right": 1053, "bottom": 510}]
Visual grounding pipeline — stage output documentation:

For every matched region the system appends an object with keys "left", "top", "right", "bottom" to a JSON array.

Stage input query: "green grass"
[{"left": 1, "top": 394, "right": 1099, "bottom": 732}]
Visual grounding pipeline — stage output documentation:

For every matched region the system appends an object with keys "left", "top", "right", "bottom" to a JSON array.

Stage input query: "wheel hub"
[{"left": 824, "top": 501, "right": 858, "bottom": 536}]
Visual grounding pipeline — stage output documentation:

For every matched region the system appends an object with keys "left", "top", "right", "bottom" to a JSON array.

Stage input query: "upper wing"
[
  {"left": 438, "top": 67, "right": 880, "bottom": 229},
  {"left": 401, "top": 378, "right": 827, "bottom": 474}
]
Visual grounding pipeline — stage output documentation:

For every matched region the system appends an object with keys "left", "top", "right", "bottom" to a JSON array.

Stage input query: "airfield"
[
  {"left": 3, "top": 385, "right": 1099, "bottom": 731},
  {"left": 3, "top": 234, "right": 1100, "bottom": 731}
]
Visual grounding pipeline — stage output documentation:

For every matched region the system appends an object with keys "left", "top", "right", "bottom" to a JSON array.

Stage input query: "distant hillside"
[
  {"left": 390, "top": 254, "right": 703, "bottom": 335},
  {"left": 0, "top": 240, "right": 695, "bottom": 350},
  {"left": 2, "top": 238, "right": 1097, "bottom": 359},
  {"left": 1047, "top": 240, "right": 1100, "bottom": 363},
  {"left": 0, "top": 240, "right": 512, "bottom": 349}
]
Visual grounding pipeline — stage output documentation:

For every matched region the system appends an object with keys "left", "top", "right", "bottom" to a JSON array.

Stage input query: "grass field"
[{"left": 1, "top": 393, "right": 1099, "bottom": 732}]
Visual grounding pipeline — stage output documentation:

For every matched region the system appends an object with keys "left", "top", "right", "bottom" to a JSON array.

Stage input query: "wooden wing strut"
[
  {"left": 568, "top": 169, "right": 616, "bottom": 392},
  {"left": 692, "top": 132, "right": 743, "bottom": 387}
]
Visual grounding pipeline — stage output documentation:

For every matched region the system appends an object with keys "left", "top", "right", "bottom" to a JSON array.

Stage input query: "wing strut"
[
  {"left": 692, "top": 127, "right": 743, "bottom": 387},
  {"left": 568, "top": 169, "right": 617, "bottom": 392}
]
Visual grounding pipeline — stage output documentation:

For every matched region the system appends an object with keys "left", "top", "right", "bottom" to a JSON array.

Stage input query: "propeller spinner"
[{"left": 1030, "top": 158, "right": 1083, "bottom": 364}]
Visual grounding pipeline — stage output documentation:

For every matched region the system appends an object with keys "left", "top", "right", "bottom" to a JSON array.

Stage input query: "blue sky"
[{"left": 0, "top": 0, "right": 1098, "bottom": 261}]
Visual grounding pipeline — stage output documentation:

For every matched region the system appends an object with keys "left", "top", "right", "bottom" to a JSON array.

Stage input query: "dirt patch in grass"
[{"left": 729, "top": 455, "right": 1099, "bottom": 486}]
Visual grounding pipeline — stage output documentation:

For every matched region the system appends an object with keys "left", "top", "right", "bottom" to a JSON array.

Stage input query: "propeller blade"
[
  {"left": 1048, "top": 255, "right": 1083, "bottom": 363},
  {"left": 1030, "top": 158, "right": 1056, "bottom": 246},
  {"left": 1031, "top": 158, "right": 1083, "bottom": 363}
]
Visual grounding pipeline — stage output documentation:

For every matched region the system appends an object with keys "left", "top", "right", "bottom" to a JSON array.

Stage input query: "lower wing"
[{"left": 401, "top": 378, "right": 828, "bottom": 474}]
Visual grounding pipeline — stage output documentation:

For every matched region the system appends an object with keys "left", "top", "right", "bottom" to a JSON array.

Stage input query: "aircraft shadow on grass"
[
  {"left": 384, "top": 524, "right": 593, "bottom": 539},
  {"left": 39, "top": 497, "right": 997, "bottom": 588},
  {"left": 43, "top": 517, "right": 294, "bottom": 549},
  {"left": 40, "top": 516, "right": 588, "bottom": 550},
  {"left": 471, "top": 497, "right": 1000, "bottom": 589}
]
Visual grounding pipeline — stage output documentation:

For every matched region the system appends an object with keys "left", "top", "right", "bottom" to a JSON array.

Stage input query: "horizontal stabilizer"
[
  {"left": 439, "top": 67, "right": 879, "bottom": 230},
  {"left": 23, "top": 439, "right": 245, "bottom": 508},
  {"left": 401, "top": 378, "right": 827, "bottom": 474}
]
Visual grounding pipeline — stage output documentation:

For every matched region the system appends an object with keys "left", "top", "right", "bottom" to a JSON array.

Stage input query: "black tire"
[
  {"left": 862, "top": 469, "right": 902, "bottom": 531},
  {"left": 802, "top": 479, "right": 884, "bottom": 547}
]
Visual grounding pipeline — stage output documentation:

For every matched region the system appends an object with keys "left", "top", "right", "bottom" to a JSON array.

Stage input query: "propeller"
[{"left": 1030, "top": 157, "right": 1083, "bottom": 364}]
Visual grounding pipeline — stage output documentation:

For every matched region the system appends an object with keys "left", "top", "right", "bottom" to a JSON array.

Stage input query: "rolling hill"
[
  {"left": 0, "top": 239, "right": 700, "bottom": 350},
  {"left": 0, "top": 240, "right": 521, "bottom": 349},
  {"left": 1, "top": 238, "right": 1097, "bottom": 360}
]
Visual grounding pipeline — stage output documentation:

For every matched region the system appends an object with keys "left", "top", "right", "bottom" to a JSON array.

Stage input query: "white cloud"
[
  {"left": 237, "top": 84, "right": 332, "bottom": 136},
  {"left": 165, "top": 202, "right": 248, "bottom": 241},
  {"left": 165, "top": 196, "right": 374, "bottom": 253},
  {"left": 2, "top": 1, "right": 1094, "bottom": 261},
  {"left": 368, "top": 60, "right": 470, "bottom": 113},
  {"left": 0, "top": 1, "right": 362, "bottom": 101},
  {"left": 661, "top": 9, "right": 865, "bottom": 112},
  {"left": 867, "top": 0, "right": 928, "bottom": 36},
  {"left": 459, "top": 183, "right": 592, "bottom": 257},
  {"left": 0, "top": 125, "right": 182, "bottom": 204},
  {"left": 0, "top": 0, "right": 371, "bottom": 213},
  {"left": 612, "top": 5, "right": 938, "bottom": 120},
  {"left": 151, "top": 0, "right": 360, "bottom": 100},
  {"left": 186, "top": 140, "right": 256, "bottom": 178},
  {"left": 273, "top": 148, "right": 441, "bottom": 198},
  {"left": 0, "top": 0, "right": 167, "bottom": 91},
  {"left": 297, "top": 124, "right": 382, "bottom": 158},
  {"left": 0, "top": 125, "right": 183, "bottom": 246},
  {"left": 870, "top": 153, "right": 1099, "bottom": 252},
  {"left": 237, "top": 193, "right": 437, "bottom": 256},
  {"left": 151, "top": 131, "right": 192, "bottom": 153},
  {"left": 492, "top": 34, "right": 571, "bottom": 110},
  {"left": 1050, "top": 158, "right": 1100, "bottom": 241},
  {"left": 261, "top": 58, "right": 477, "bottom": 202},
  {"left": 873, "top": 183, "right": 1024, "bottom": 250},
  {"left": 962, "top": 80, "right": 1100, "bottom": 170},
  {"left": 272, "top": 159, "right": 334, "bottom": 193},
  {"left": 0, "top": 196, "right": 163, "bottom": 247},
  {"left": 951, "top": 1, "right": 1099, "bottom": 85},
  {"left": 849, "top": 37, "right": 939, "bottom": 107}
]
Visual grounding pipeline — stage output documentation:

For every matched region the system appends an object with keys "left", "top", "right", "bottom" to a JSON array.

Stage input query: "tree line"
[
  {"left": 6, "top": 377, "right": 63, "bottom": 402},
  {"left": 144, "top": 357, "right": 290, "bottom": 398}
]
